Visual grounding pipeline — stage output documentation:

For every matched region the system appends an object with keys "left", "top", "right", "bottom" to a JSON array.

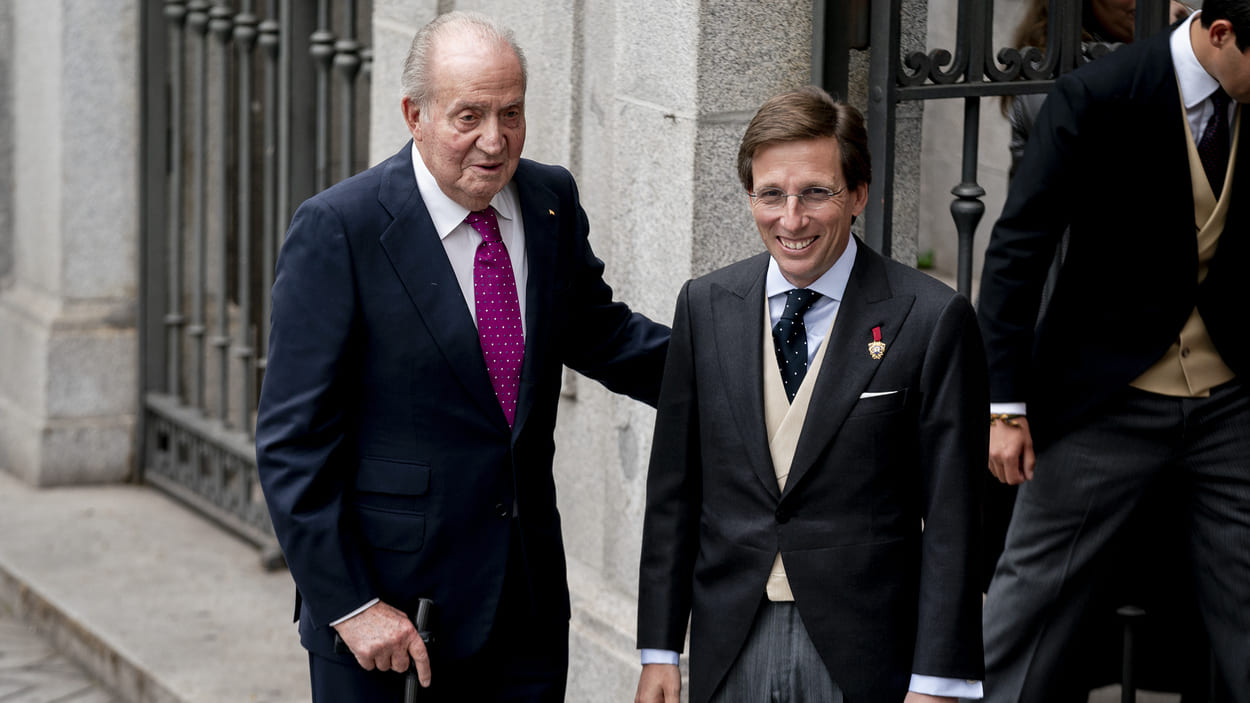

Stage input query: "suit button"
[
  {"left": 495, "top": 502, "right": 510, "bottom": 519},
  {"left": 775, "top": 507, "right": 791, "bottom": 524}
]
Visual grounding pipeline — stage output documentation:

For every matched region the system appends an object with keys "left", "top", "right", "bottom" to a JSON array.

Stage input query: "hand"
[
  {"left": 332, "top": 601, "right": 432, "bottom": 687},
  {"left": 635, "top": 663, "right": 681, "bottom": 703},
  {"left": 988, "top": 416, "right": 1035, "bottom": 485},
  {"left": 903, "top": 694, "right": 956, "bottom": 703}
]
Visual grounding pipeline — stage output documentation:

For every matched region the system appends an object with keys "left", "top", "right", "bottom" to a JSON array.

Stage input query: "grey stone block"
[
  {"left": 692, "top": 119, "right": 760, "bottom": 278},
  {"left": 696, "top": 2, "right": 813, "bottom": 114},
  {"left": 616, "top": 0, "right": 699, "bottom": 110}
]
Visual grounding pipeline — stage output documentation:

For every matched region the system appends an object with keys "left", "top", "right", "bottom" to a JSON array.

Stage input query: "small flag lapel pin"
[{"left": 868, "top": 326, "right": 886, "bottom": 360}]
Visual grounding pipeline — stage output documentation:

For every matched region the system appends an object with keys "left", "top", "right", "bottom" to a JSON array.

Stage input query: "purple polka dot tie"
[
  {"left": 467, "top": 208, "right": 524, "bottom": 426},
  {"left": 1198, "top": 88, "right": 1231, "bottom": 196}
]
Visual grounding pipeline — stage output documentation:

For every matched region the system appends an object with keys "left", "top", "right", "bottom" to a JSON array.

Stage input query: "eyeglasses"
[{"left": 748, "top": 186, "right": 845, "bottom": 209}]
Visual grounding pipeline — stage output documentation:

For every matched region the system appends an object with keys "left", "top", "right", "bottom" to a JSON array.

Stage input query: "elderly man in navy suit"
[{"left": 256, "top": 11, "right": 668, "bottom": 702}]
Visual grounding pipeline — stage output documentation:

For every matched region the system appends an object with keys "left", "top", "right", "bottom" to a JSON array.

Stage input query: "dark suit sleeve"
[
  {"left": 913, "top": 293, "right": 988, "bottom": 678},
  {"left": 556, "top": 170, "right": 669, "bottom": 406},
  {"left": 255, "top": 198, "right": 375, "bottom": 627},
  {"left": 978, "top": 72, "right": 1087, "bottom": 402},
  {"left": 636, "top": 280, "right": 701, "bottom": 652}
]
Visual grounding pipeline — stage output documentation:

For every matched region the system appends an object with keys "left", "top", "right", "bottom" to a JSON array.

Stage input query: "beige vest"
[
  {"left": 762, "top": 297, "right": 837, "bottom": 601},
  {"left": 1130, "top": 98, "right": 1241, "bottom": 397}
]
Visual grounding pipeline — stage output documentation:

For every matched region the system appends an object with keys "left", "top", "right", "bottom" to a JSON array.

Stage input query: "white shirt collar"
[
  {"left": 1171, "top": 11, "right": 1222, "bottom": 109},
  {"left": 410, "top": 142, "right": 519, "bottom": 240},
  {"left": 765, "top": 235, "right": 858, "bottom": 301}
]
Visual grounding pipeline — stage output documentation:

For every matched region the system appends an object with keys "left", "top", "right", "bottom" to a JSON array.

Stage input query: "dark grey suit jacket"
[{"left": 637, "top": 242, "right": 986, "bottom": 702}]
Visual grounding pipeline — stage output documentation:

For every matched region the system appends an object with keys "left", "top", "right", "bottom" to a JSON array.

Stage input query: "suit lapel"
[
  {"left": 711, "top": 254, "right": 781, "bottom": 499},
  {"left": 784, "top": 243, "right": 915, "bottom": 496},
  {"left": 376, "top": 144, "right": 506, "bottom": 425},
  {"left": 510, "top": 163, "right": 560, "bottom": 437},
  {"left": 1138, "top": 33, "right": 1196, "bottom": 236}
]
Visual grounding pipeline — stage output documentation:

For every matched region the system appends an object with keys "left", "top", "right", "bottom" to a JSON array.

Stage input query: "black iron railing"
[{"left": 140, "top": 0, "right": 372, "bottom": 563}]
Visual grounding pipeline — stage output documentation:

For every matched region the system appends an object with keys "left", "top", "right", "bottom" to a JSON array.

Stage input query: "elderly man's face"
[
  {"left": 404, "top": 37, "right": 525, "bottom": 211},
  {"left": 750, "top": 137, "right": 868, "bottom": 289}
]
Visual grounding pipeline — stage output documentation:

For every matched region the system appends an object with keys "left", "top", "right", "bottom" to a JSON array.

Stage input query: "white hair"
[{"left": 400, "top": 11, "right": 528, "bottom": 114}]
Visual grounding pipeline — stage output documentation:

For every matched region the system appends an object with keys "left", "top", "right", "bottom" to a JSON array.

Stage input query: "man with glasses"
[{"left": 634, "top": 86, "right": 987, "bottom": 703}]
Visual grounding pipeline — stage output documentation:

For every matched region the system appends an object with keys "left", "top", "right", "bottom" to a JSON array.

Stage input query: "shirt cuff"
[
  {"left": 329, "top": 598, "right": 380, "bottom": 627},
  {"left": 989, "top": 401, "right": 1027, "bottom": 416},
  {"left": 640, "top": 649, "right": 680, "bottom": 666},
  {"left": 910, "top": 674, "right": 983, "bottom": 698}
]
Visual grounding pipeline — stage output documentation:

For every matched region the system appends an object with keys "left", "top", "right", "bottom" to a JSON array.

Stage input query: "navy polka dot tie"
[
  {"left": 467, "top": 208, "right": 524, "bottom": 426},
  {"left": 1198, "top": 87, "right": 1232, "bottom": 196},
  {"left": 773, "top": 289, "right": 822, "bottom": 403}
]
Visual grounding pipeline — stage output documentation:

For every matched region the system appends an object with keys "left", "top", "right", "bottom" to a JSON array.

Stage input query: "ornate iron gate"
[
  {"left": 823, "top": 0, "right": 1172, "bottom": 296},
  {"left": 139, "top": 0, "right": 372, "bottom": 564}
]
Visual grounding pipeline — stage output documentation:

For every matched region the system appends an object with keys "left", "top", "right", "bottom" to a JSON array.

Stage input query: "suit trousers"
[
  {"left": 709, "top": 600, "right": 843, "bottom": 703},
  {"left": 979, "top": 382, "right": 1250, "bottom": 703},
  {"left": 309, "top": 520, "right": 569, "bottom": 703}
]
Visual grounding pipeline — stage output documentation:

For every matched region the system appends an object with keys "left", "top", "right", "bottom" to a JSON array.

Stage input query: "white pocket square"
[{"left": 859, "top": 390, "right": 899, "bottom": 399}]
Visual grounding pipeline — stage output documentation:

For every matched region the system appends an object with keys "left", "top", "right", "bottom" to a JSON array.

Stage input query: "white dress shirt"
[{"left": 411, "top": 143, "right": 528, "bottom": 336}]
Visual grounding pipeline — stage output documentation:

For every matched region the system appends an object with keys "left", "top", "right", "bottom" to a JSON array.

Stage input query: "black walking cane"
[
  {"left": 405, "top": 598, "right": 435, "bottom": 703},
  {"left": 1117, "top": 605, "right": 1146, "bottom": 703}
]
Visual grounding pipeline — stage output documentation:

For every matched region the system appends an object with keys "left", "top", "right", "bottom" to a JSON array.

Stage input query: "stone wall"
[{"left": 0, "top": 1, "right": 140, "bottom": 485}]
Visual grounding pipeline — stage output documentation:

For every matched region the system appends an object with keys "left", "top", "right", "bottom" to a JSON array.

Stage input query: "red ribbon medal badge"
[{"left": 868, "top": 326, "right": 886, "bottom": 360}]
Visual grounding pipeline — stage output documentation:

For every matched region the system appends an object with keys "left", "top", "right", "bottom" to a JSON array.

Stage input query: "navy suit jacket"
[
  {"left": 637, "top": 244, "right": 986, "bottom": 702},
  {"left": 256, "top": 144, "right": 669, "bottom": 661},
  {"left": 979, "top": 29, "right": 1250, "bottom": 445}
]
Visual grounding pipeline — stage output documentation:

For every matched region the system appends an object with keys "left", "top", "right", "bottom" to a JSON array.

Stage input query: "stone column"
[{"left": 0, "top": 1, "right": 140, "bottom": 486}]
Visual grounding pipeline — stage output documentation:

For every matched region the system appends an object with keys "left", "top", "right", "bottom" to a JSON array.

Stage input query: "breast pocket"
[{"left": 846, "top": 388, "right": 907, "bottom": 418}]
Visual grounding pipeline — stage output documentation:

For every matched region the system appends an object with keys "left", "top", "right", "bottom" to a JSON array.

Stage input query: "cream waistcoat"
[
  {"left": 762, "top": 296, "right": 838, "bottom": 601},
  {"left": 1130, "top": 96, "right": 1240, "bottom": 397}
]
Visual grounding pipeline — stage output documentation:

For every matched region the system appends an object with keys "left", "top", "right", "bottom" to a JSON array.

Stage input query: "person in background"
[
  {"left": 983, "top": 2, "right": 1210, "bottom": 699},
  {"left": 1003, "top": 0, "right": 1194, "bottom": 177},
  {"left": 977, "top": 1, "right": 1250, "bottom": 700}
]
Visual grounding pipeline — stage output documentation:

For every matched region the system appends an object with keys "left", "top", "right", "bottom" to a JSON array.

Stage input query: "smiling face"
[
  {"left": 404, "top": 35, "right": 526, "bottom": 211},
  {"left": 750, "top": 137, "right": 868, "bottom": 289}
]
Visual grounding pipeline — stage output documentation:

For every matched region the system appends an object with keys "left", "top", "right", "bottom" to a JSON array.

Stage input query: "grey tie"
[{"left": 772, "top": 289, "right": 822, "bottom": 402}]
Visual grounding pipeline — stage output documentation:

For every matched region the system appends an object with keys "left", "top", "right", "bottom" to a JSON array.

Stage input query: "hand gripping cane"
[{"left": 405, "top": 598, "right": 435, "bottom": 703}]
